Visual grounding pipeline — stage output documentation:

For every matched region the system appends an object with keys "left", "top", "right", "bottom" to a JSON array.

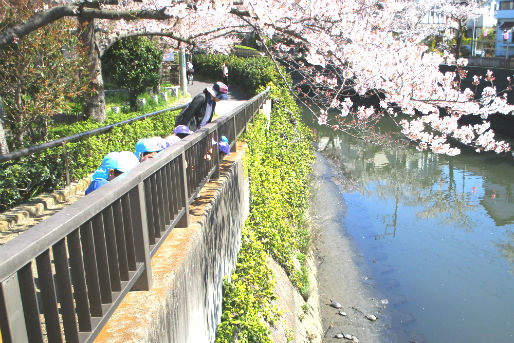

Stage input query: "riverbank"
[
  {"left": 267, "top": 252, "right": 323, "bottom": 343},
  {"left": 310, "top": 150, "right": 394, "bottom": 343}
]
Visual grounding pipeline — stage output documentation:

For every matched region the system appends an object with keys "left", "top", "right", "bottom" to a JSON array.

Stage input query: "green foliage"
[
  {"left": 0, "top": 149, "right": 66, "bottom": 210},
  {"left": 0, "top": 0, "right": 88, "bottom": 147},
  {"left": 192, "top": 54, "right": 290, "bottom": 97},
  {"left": 102, "top": 37, "right": 163, "bottom": 110},
  {"left": 233, "top": 45, "right": 258, "bottom": 51},
  {"left": 0, "top": 92, "right": 182, "bottom": 212},
  {"left": 461, "top": 36, "right": 472, "bottom": 46},
  {"left": 209, "top": 55, "right": 314, "bottom": 342}
]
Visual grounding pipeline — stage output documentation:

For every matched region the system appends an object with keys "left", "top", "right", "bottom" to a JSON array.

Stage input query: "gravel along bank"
[{"left": 310, "top": 151, "right": 397, "bottom": 343}]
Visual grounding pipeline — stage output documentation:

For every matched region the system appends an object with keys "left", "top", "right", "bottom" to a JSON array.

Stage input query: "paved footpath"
[
  {"left": 0, "top": 81, "right": 250, "bottom": 245},
  {"left": 186, "top": 77, "right": 248, "bottom": 117}
]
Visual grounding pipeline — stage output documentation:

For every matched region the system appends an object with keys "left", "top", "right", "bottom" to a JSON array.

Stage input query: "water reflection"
[
  {"left": 311, "top": 124, "right": 514, "bottom": 342},
  {"left": 317, "top": 127, "right": 514, "bottom": 230}
]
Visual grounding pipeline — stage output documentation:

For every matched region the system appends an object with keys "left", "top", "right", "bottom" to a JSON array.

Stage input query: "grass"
[
  {"left": 49, "top": 84, "right": 189, "bottom": 136},
  {"left": 104, "top": 85, "right": 186, "bottom": 114}
]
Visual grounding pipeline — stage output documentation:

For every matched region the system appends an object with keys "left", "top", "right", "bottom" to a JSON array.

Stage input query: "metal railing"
[
  {"left": 0, "top": 88, "right": 269, "bottom": 343},
  {"left": 0, "top": 103, "right": 190, "bottom": 185}
]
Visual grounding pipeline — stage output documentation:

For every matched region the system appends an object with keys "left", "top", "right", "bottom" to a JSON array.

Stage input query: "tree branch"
[
  {"left": 100, "top": 30, "right": 195, "bottom": 56},
  {"left": 0, "top": 6, "right": 76, "bottom": 48},
  {"left": 0, "top": 5, "right": 174, "bottom": 49}
]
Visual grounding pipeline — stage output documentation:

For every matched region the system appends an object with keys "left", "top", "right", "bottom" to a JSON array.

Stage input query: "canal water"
[{"left": 306, "top": 114, "right": 514, "bottom": 342}]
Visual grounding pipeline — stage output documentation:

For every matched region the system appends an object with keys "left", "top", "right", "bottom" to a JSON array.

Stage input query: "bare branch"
[
  {"left": 100, "top": 30, "right": 195, "bottom": 56},
  {"left": 0, "top": 5, "right": 174, "bottom": 49}
]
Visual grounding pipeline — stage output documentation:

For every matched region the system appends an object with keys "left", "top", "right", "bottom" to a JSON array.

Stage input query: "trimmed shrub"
[
  {"left": 0, "top": 101, "right": 182, "bottom": 212},
  {"left": 192, "top": 54, "right": 290, "bottom": 96},
  {"left": 102, "top": 37, "right": 163, "bottom": 110}
]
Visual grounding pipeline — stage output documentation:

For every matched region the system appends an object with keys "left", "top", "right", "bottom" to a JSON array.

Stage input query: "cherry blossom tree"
[{"left": 0, "top": 0, "right": 512, "bottom": 155}]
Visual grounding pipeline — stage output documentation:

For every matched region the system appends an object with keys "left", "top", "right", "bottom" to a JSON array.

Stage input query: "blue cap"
[
  {"left": 91, "top": 167, "right": 109, "bottom": 181},
  {"left": 116, "top": 151, "right": 140, "bottom": 172},
  {"left": 220, "top": 135, "right": 229, "bottom": 144},
  {"left": 91, "top": 151, "right": 122, "bottom": 180},
  {"left": 135, "top": 137, "right": 165, "bottom": 160},
  {"left": 100, "top": 152, "right": 120, "bottom": 171},
  {"left": 102, "top": 151, "right": 139, "bottom": 173},
  {"left": 163, "top": 135, "right": 181, "bottom": 148},
  {"left": 219, "top": 141, "right": 230, "bottom": 155},
  {"left": 85, "top": 178, "right": 108, "bottom": 195}
]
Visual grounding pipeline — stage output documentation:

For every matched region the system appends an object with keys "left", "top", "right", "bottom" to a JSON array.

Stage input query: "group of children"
[{"left": 85, "top": 81, "right": 231, "bottom": 196}]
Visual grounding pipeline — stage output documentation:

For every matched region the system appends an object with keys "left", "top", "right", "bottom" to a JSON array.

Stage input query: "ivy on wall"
[{"left": 207, "top": 53, "right": 314, "bottom": 342}]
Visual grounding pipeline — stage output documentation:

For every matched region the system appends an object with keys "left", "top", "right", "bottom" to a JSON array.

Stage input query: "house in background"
[
  {"left": 418, "top": 1, "right": 497, "bottom": 57},
  {"left": 466, "top": 0, "right": 498, "bottom": 56},
  {"left": 496, "top": 0, "right": 514, "bottom": 56},
  {"left": 421, "top": 8, "right": 448, "bottom": 25}
]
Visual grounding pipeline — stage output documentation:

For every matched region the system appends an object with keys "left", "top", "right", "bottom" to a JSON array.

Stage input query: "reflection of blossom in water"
[
  {"left": 415, "top": 188, "right": 476, "bottom": 229},
  {"left": 325, "top": 131, "right": 480, "bottom": 230}
]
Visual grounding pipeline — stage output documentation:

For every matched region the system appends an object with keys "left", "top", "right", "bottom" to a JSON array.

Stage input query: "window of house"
[{"left": 500, "top": 1, "right": 514, "bottom": 10}]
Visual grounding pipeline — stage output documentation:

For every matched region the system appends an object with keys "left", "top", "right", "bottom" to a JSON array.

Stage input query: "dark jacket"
[{"left": 174, "top": 89, "right": 216, "bottom": 131}]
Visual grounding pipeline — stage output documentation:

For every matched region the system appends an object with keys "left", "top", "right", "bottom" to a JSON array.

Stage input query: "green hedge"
[
  {"left": 206, "top": 56, "right": 314, "bottom": 342},
  {"left": 0, "top": 97, "right": 182, "bottom": 212},
  {"left": 193, "top": 54, "right": 290, "bottom": 96}
]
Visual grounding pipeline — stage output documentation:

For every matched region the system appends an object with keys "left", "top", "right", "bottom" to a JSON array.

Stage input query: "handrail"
[
  {"left": 0, "top": 87, "right": 270, "bottom": 343},
  {"left": 0, "top": 104, "right": 189, "bottom": 163}
]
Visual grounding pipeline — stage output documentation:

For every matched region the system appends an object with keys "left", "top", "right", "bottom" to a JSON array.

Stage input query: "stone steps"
[{"left": 0, "top": 176, "right": 91, "bottom": 245}]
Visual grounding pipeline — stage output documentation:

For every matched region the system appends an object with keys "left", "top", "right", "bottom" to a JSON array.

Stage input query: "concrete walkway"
[{"left": 184, "top": 77, "right": 248, "bottom": 117}]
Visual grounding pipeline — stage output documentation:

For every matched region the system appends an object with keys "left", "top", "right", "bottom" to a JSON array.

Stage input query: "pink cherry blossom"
[{"left": 2, "top": 0, "right": 512, "bottom": 155}]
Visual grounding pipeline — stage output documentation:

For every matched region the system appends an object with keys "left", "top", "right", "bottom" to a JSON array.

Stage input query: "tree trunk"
[
  {"left": 80, "top": 19, "right": 106, "bottom": 122},
  {"left": 129, "top": 90, "right": 138, "bottom": 111},
  {"left": 0, "top": 97, "right": 9, "bottom": 155},
  {"left": 455, "top": 21, "right": 463, "bottom": 60},
  {"left": 153, "top": 72, "right": 161, "bottom": 94},
  {"left": 14, "top": 85, "right": 25, "bottom": 147}
]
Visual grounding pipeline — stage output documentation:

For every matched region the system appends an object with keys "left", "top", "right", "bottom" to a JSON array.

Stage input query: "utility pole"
[
  {"left": 0, "top": 96, "right": 9, "bottom": 155},
  {"left": 472, "top": 19, "right": 476, "bottom": 56},
  {"left": 179, "top": 46, "right": 187, "bottom": 95}
]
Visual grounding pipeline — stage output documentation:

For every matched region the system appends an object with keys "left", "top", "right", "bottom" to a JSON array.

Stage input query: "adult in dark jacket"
[{"left": 174, "top": 82, "right": 228, "bottom": 132}]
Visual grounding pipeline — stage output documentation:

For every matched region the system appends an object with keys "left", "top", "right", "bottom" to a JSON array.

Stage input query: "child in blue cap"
[
  {"left": 134, "top": 137, "right": 165, "bottom": 162},
  {"left": 85, "top": 151, "right": 139, "bottom": 195},
  {"left": 218, "top": 141, "right": 231, "bottom": 157},
  {"left": 213, "top": 135, "right": 230, "bottom": 158}
]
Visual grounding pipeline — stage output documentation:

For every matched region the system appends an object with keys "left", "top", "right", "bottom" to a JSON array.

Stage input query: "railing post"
[
  {"left": 243, "top": 107, "right": 248, "bottom": 134},
  {"left": 131, "top": 182, "right": 152, "bottom": 291},
  {"left": 0, "top": 273, "right": 29, "bottom": 343},
  {"left": 213, "top": 129, "right": 220, "bottom": 179},
  {"left": 62, "top": 142, "right": 70, "bottom": 186},
  {"left": 231, "top": 115, "right": 237, "bottom": 153},
  {"left": 177, "top": 152, "right": 190, "bottom": 228}
]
